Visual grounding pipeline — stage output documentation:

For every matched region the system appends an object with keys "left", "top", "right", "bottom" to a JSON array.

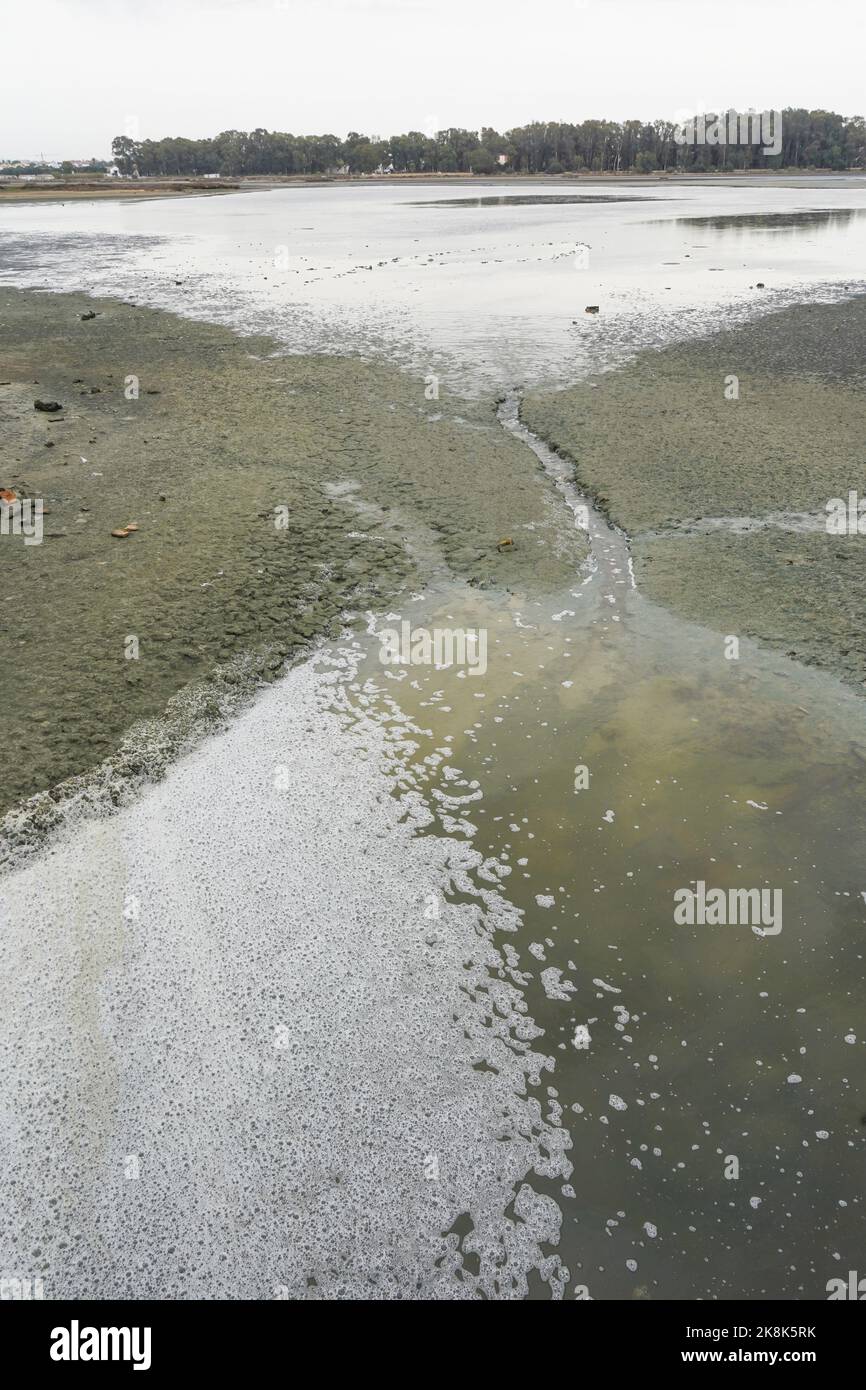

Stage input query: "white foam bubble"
[{"left": 0, "top": 646, "right": 571, "bottom": 1299}]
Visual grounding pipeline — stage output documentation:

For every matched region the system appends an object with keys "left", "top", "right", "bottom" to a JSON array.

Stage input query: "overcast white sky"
[{"left": 3, "top": 0, "right": 864, "bottom": 159}]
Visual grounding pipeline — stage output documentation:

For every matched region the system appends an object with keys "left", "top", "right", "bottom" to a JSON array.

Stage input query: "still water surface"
[
  {"left": 2, "top": 177, "right": 866, "bottom": 392},
  {"left": 322, "top": 395, "right": 866, "bottom": 1298}
]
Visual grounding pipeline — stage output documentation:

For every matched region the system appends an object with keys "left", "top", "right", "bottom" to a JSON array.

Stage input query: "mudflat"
[
  {"left": 0, "top": 287, "right": 585, "bottom": 816},
  {"left": 0, "top": 180, "right": 241, "bottom": 202},
  {"left": 523, "top": 295, "right": 866, "bottom": 689}
]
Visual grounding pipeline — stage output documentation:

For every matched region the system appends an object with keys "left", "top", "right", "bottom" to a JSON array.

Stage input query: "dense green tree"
[
  {"left": 111, "top": 135, "right": 139, "bottom": 175},
  {"left": 470, "top": 146, "right": 496, "bottom": 174},
  {"left": 107, "top": 108, "right": 866, "bottom": 179}
]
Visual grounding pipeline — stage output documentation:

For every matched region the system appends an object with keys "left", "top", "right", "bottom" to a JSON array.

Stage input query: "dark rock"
[
  {"left": 80, "top": 311, "right": 97, "bottom": 321},
  {"left": 34, "top": 400, "right": 62, "bottom": 412}
]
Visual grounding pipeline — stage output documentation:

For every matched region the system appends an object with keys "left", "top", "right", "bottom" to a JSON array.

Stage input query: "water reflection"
[
  {"left": 351, "top": 564, "right": 866, "bottom": 1299},
  {"left": 668, "top": 207, "right": 866, "bottom": 231},
  {"left": 410, "top": 193, "right": 654, "bottom": 207},
  {"left": 2, "top": 181, "right": 865, "bottom": 398}
]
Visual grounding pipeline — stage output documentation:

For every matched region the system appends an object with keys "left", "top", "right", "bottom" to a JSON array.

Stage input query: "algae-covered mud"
[
  {"left": 2, "top": 183, "right": 866, "bottom": 1304},
  {"left": 522, "top": 296, "right": 866, "bottom": 690},
  {"left": 0, "top": 286, "right": 584, "bottom": 818}
]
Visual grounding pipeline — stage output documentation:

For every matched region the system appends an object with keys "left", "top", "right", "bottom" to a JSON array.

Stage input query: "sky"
[{"left": 3, "top": 0, "right": 865, "bottom": 160}]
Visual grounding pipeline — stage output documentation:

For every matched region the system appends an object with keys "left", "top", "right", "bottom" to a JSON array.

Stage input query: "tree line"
[
  {"left": 0, "top": 159, "right": 109, "bottom": 176},
  {"left": 111, "top": 110, "right": 865, "bottom": 178}
]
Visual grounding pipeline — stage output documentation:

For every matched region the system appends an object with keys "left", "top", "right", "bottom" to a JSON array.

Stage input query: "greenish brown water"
[{"left": 328, "top": 402, "right": 866, "bottom": 1299}]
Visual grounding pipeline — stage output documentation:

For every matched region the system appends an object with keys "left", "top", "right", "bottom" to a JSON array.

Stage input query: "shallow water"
[
  {"left": 1, "top": 177, "right": 865, "bottom": 394},
  {"left": 347, "top": 634, "right": 866, "bottom": 1299},
  {"left": 327, "top": 403, "right": 866, "bottom": 1298},
  {"left": 1, "top": 180, "right": 865, "bottom": 1299}
]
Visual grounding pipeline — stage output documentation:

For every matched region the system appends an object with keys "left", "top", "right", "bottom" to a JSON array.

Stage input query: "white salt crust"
[{"left": 0, "top": 645, "right": 571, "bottom": 1300}]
